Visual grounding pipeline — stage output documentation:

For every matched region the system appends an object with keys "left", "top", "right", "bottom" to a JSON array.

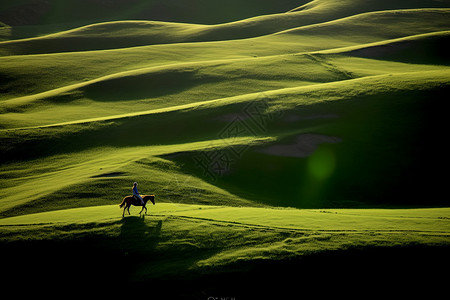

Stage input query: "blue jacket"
[{"left": 132, "top": 185, "right": 140, "bottom": 196}]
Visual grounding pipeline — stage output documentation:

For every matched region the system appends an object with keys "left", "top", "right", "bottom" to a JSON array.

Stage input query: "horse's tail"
[{"left": 119, "top": 197, "right": 126, "bottom": 208}]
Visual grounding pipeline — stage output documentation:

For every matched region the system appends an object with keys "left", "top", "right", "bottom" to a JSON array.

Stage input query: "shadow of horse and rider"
[{"left": 119, "top": 194, "right": 155, "bottom": 217}]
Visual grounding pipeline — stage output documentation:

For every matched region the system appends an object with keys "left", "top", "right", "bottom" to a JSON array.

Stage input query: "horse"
[{"left": 119, "top": 194, "right": 155, "bottom": 217}]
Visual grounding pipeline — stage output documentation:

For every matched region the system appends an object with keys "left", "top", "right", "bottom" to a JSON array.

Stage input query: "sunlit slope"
[
  {"left": 0, "top": 138, "right": 271, "bottom": 217},
  {"left": 0, "top": 54, "right": 357, "bottom": 120},
  {"left": 2, "top": 0, "right": 448, "bottom": 35},
  {"left": 0, "top": 8, "right": 448, "bottom": 104},
  {"left": 0, "top": 8, "right": 449, "bottom": 56},
  {"left": 2, "top": 69, "right": 449, "bottom": 143},
  {"left": 1, "top": 69, "right": 448, "bottom": 216},
  {"left": 290, "top": 0, "right": 450, "bottom": 13},
  {"left": 0, "top": 0, "right": 305, "bottom": 39},
  {"left": 1, "top": 204, "right": 449, "bottom": 282},
  {"left": 0, "top": 48, "right": 448, "bottom": 128}
]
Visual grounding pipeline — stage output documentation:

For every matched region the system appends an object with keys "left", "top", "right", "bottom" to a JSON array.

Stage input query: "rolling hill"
[{"left": 1, "top": 0, "right": 449, "bottom": 294}]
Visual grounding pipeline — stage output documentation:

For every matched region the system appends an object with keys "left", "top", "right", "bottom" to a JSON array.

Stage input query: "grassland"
[
  {"left": 1, "top": 204, "right": 449, "bottom": 296},
  {"left": 1, "top": 0, "right": 449, "bottom": 295}
]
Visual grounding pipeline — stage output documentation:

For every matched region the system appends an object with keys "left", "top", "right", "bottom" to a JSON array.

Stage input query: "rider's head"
[{"left": 133, "top": 182, "right": 138, "bottom": 186}]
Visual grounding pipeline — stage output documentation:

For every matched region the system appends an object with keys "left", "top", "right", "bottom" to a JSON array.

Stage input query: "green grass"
[
  {"left": 1, "top": 8, "right": 449, "bottom": 56},
  {"left": 1, "top": 204, "right": 448, "bottom": 282},
  {"left": 1, "top": 69, "right": 448, "bottom": 213},
  {"left": 1, "top": 0, "right": 450, "bottom": 291}
]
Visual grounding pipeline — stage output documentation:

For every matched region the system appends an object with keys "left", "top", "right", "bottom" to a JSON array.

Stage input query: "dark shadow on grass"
[
  {"left": 0, "top": 217, "right": 164, "bottom": 283},
  {"left": 148, "top": 244, "right": 450, "bottom": 299},
  {"left": 82, "top": 70, "right": 197, "bottom": 102},
  {"left": 115, "top": 216, "right": 163, "bottom": 279},
  {"left": 118, "top": 216, "right": 162, "bottom": 252}
]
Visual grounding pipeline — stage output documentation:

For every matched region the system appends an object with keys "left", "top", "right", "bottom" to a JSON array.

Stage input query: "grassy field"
[
  {"left": 1, "top": 0, "right": 450, "bottom": 296},
  {"left": 1, "top": 204, "right": 449, "bottom": 295}
]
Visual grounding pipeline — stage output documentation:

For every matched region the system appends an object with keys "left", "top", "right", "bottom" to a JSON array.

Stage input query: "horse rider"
[{"left": 132, "top": 182, "right": 144, "bottom": 205}]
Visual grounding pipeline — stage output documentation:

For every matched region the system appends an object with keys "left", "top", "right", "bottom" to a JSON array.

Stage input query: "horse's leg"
[
  {"left": 127, "top": 204, "right": 131, "bottom": 215},
  {"left": 123, "top": 203, "right": 129, "bottom": 217},
  {"left": 139, "top": 206, "right": 144, "bottom": 215},
  {"left": 144, "top": 206, "right": 147, "bottom": 215}
]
